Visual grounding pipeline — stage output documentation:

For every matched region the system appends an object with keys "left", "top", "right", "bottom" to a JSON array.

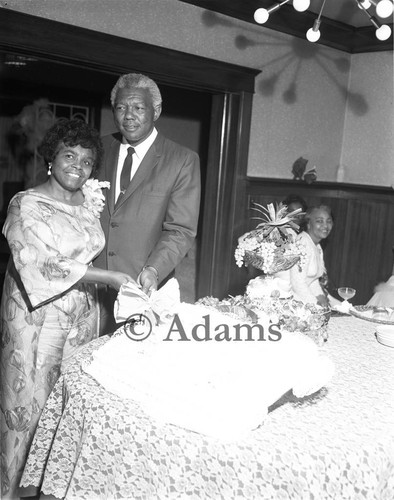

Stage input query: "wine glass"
[{"left": 338, "top": 287, "right": 356, "bottom": 304}]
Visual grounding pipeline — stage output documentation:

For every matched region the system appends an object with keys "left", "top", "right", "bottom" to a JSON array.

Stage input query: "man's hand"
[{"left": 139, "top": 266, "right": 159, "bottom": 295}]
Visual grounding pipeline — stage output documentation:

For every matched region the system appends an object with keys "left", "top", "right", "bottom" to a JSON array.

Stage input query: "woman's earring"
[{"left": 48, "top": 163, "right": 52, "bottom": 176}]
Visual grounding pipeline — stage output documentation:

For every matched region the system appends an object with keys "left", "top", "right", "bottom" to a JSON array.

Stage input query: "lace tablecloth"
[{"left": 21, "top": 316, "right": 394, "bottom": 499}]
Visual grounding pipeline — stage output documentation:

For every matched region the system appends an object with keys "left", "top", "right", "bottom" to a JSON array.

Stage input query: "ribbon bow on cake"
[{"left": 114, "top": 277, "right": 181, "bottom": 325}]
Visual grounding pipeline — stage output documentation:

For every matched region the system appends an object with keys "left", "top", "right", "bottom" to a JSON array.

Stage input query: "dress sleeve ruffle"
[{"left": 3, "top": 194, "right": 88, "bottom": 309}]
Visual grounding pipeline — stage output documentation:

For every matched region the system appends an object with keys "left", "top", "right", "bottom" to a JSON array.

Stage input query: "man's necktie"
[{"left": 118, "top": 146, "right": 135, "bottom": 202}]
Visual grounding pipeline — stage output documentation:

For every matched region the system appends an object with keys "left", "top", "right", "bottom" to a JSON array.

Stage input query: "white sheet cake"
[{"left": 84, "top": 285, "right": 334, "bottom": 441}]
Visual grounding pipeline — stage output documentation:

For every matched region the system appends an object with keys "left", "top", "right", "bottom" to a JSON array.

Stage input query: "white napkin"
[
  {"left": 331, "top": 301, "right": 351, "bottom": 314},
  {"left": 114, "top": 277, "right": 181, "bottom": 324}
]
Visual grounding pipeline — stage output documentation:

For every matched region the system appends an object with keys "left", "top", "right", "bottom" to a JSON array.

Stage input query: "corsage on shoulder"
[{"left": 82, "top": 178, "right": 110, "bottom": 217}]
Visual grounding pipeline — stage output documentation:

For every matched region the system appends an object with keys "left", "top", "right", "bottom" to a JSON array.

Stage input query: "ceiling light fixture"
[
  {"left": 306, "top": 0, "right": 327, "bottom": 42},
  {"left": 292, "top": 0, "right": 311, "bottom": 12},
  {"left": 357, "top": 0, "right": 372, "bottom": 8},
  {"left": 358, "top": 0, "right": 394, "bottom": 17},
  {"left": 356, "top": 0, "right": 392, "bottom": 40},
  {"left": 253, "top": 0, "right": 392, "bottom": 42},
  {"left": 376, "top": 0, "right": 394, "bottom": 18},
  {"left": 254, "top": 0, "right": 291, "bottom": 25}
]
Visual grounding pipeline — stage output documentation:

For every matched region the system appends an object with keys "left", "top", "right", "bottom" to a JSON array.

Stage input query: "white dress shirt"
[{"left": 115, "top": 128, "right": 158, "bottom": 201}]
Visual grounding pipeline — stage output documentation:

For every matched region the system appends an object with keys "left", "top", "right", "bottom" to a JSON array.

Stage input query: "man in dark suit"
[{"left": 95, "top": 73, "right": 201, "bottom": 335}]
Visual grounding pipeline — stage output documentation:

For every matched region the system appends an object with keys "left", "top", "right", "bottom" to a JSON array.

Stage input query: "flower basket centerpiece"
[
  {"left": 197, "top": 294, "right": 331, "bottom": 346},
  {"left": 235, "top": 202, "right": 304, "bottom": 274}
]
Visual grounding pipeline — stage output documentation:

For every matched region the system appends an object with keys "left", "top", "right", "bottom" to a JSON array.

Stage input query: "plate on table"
[
  {"left": 375, "top": 325, "right": 394, "bottom": 348},
  {"left": 349, "top": 305, "right": 394, "bottom": 325}
]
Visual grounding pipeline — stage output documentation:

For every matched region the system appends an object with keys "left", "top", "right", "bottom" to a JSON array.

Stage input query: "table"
[{"left": 20, "top": 316, "right": 394, "bottom": 499}]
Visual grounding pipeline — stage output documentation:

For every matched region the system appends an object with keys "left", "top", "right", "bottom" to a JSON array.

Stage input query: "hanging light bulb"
[
  {"left": 376, "top": 23, "right": 392, "bottom": 39},
  {"left": 357, "top": 0, "right": 372, "bottom": 8},
  {"left": 293, "top": 0, "right": 311, "bottom": 12},
  {"left": 306, "top": 19, "right": 321, "bottom": 41},
  {"left": 254, "top": 8, "right": 270, "bottom": 23},
  {"left": 253, "top": 0, "right": 291, "bottom": 24},
  {"left": 376, "top": 0, "right": 394, "bottom": 17},
  {"left": 306, "top": 0, "right": 326, "bottom": 43},
  {"left": 359, "top": 0, "right": 394, "bottom": 16},
  {"left": 357, "top": 0, "right": 392, "bottom": 40}
]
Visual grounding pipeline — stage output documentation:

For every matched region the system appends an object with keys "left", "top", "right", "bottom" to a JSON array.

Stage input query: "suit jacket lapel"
[{"left": 114, "top": 134, "right": 163, "bottom": 211}]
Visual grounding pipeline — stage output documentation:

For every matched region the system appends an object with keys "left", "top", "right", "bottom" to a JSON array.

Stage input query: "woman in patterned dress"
[{"left": 0, "top": 118, "right": 133, "bottom": 499}]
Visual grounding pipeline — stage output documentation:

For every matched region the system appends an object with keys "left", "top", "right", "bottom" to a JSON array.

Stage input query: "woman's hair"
[
  {"left": 304, "top": 204, "right": 333, "bottom": 226},
  {"left": 38, "top": 118, "right": 103, "bottom": 176},
  {"left": 110, "top": 73, "right": 162, "bottom": 109},
  {"left": 282, "top": 194, "right": 308, "bottom": 212}
]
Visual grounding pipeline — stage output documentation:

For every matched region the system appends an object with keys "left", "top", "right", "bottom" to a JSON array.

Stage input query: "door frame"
[{"left": 0, "top": 9, "right": 260, "bottom": 298}]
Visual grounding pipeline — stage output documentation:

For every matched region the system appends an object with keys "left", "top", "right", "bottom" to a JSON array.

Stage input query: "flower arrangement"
[
  {"left": 197, "top": 294, "right": 331, "bottom": 344},
  {"left": 235, "top": 202, "right": 305, "bottom": 274},
  {"left": 82, "top": 179, "right": 110, "bottom": 217},
  {"left": 196, "top": 295, "right": 259, "bottom": 324},
  {"left": 244, "top": 294, "right": 330, "bottom": 333}
]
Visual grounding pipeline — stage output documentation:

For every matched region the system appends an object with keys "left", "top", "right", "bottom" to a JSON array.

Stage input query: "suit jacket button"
[
  {"left": 108, "top": 251, "right": 115, "bottom": 256},
  {"left": 110, "top": 222, "right": 119, "bottom": 228}
]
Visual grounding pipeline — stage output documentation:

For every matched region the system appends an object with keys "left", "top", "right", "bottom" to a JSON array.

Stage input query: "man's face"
[{"left": 113, "top": 87, "right": 161, "bottom": 146}]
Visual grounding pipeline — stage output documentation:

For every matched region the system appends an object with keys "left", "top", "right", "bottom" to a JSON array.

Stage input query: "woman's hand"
[
  {"left": 107, "top": 271, "right": 136, "bottom": 291},
  {"left": 317, "top": 294, "right": 329, "bottom": 308},
  {"left": 81, "top": 267, "right": 135, "bottom": 291}
]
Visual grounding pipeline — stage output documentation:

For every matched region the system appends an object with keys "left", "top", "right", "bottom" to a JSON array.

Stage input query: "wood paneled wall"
[{"left": 234, "top": 178, "right": 394, "bottom": 305}]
